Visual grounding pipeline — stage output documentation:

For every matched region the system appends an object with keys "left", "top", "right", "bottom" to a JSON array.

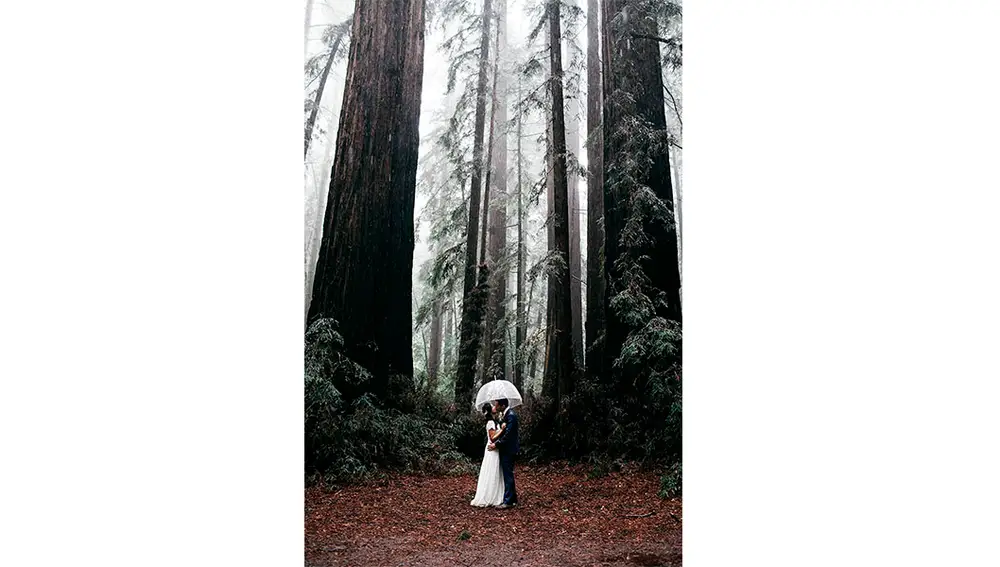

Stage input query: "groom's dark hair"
[{"left": 496, "top": 398, "right": 509, "bottom": 409}]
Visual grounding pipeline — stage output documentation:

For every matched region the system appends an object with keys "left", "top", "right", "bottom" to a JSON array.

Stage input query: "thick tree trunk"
[
  {"left": 308, "top": 0, "right": 426, "bottom": 396},
  {"left": 525, "top": 266, "right": 537, "bottom": 347},
  {"left": 483, "top": 0, "right": 509, "bottom": 384},
  {"left": 600, "top": 0, "right": 682, "bottom": 385},
  {"left": 514, "top": 87, "right": 526, "bottom": 392},
  {"left": 522, "top": 265, "right": 538, "bottom": 389},
  {"left": 428, "top": 298, "right": 443, "bottom": 395},
  {"left": 526, "top": 308, "right": 544, "bottom": 392},
  {"left": 544, "top": 0, "right": 574, "bottom": 406},
  {"left": 568, "top": 140, "right": 582, "bottom": 369},
  {"left": 584, "top": 0, "right": 605, "bottom": 380},
  {"left": 304, "top": 21, "right": 350, "bottom": 159},
  {"left": 479, "top": 87, "right": 496, "bottom": 266},
  {"left": 443, "top": 297, "right": 456, "bottom": 378},
  {"left": 421, "top": 327, "right": 429, "bottom": 390},
  {"left": 457, "top": 263, "right": 491, "bottom": 405},
  {"left": 476, "top": 40, "right": 499, "bottom": 387},
  {"left": 542, "top": 60, "right": 555, "bottom": 384},
  {"left": 454, "top": 0, "right": 493, "bottom": 407},
  {"left": 565, "top": 0, "right": 584, "bottom": 371}
]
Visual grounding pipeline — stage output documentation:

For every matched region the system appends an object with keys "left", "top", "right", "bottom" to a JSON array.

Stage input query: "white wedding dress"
[{"left": 470, "top": 419, "right": 505, "bottom": 507}]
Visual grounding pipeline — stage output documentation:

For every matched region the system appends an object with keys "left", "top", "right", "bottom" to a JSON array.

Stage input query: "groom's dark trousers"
[
  {"left": 494, "top": 408, "right": 519, "bottom": 505},
  {"left": 500, "top": 451, "right": 517, "bottom": 505}
]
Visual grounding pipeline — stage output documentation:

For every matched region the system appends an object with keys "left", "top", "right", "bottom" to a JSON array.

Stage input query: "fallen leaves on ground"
[{"left": 305, "top": 462, "right": 681, "bottom": 567}]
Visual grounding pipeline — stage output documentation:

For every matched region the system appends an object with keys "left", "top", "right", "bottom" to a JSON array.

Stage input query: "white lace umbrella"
[{"left": 474, "top": 379, "right": 523, "bottom": 409}]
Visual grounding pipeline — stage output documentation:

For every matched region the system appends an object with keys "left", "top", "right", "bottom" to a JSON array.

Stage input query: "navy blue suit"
[{"left": 492, "top": 408, "right": 519, "bottom": 505}]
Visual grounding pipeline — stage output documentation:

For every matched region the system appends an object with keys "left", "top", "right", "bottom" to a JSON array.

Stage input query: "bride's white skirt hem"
[{"left": 470, "top": 446, "right": 505, "bottom": 508}]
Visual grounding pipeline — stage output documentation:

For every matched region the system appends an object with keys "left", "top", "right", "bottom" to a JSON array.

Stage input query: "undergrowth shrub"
[
  {"left": 519, "top": 319, "right": 682, "bottom": 469},
  {"left": 304, "top": 315, "right": 682, "bottom": 485},
  {"left": 452, "top": 409, "right": 491, "bottom": 459},
  {"left": 305, "top": 318, "right": 472, "bottom": 482},
  {"left": 306, "top": 388, "right": 473, "bottom": 482},
  {"left": 515, "top": 394, "right": 548, "bottom": 462},
  {"left": 659, "top": 461, "right": 682, "bottom": 498},
  {"left": 304, "top": 318, "right": 372, "bottom": 401}
]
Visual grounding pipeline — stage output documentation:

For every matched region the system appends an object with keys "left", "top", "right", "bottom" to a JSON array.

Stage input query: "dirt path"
[{"left": 305, "top": 463, "right": 681, "bottom": 566}]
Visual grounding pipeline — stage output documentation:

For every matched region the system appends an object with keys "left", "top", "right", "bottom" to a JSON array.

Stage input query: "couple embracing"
[{"left": 470, "top": 398, "right": 519, "bottom": 508}]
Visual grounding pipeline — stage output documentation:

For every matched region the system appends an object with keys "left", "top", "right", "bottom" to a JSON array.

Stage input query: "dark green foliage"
[
  {"left": 604, "top": 319, "right": 682, "bottom": 462},
  {"left": 521, "top": 320, "right": 681, "bottom": 464},
  {"left": 659, "top": 461, "right": 682, "bottom": 499},
  {"left": 305, "top": 390, "right": 473, "bottom": 482},
  {"left": 451, "top": 408, "right": 494, "bottom": 459},
  {"left": 586, "top": 461, "right": 611, "bottom": 479},
  {"left": 574, "top": 0, "right": 682, "bottom": 470},
  {"left": 507, "top": 403, "right": 542, "bottom": 456},
  {"left": 305, "top": 318, "right": 474, "bottom": 481},
  {"left": 305, "top": 318, "right": 679, "bottom": 479},
  {"left": 306, "top": 318, "right": 679, "bottom": 479},
  {"left": 305, "top": 318, "right": 373, "bottom": 401},
  {"left": 304, "top": 371, "right": 344, "bottom": 474}
]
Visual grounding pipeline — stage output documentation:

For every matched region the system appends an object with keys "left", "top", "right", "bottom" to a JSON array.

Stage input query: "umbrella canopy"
[{"left": 474, "top": 379, "right": 523, "bottom": 409}]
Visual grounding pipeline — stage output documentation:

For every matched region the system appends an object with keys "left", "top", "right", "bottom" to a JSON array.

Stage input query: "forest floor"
[{"left": 305, "top": 463, "right": 681, "bottom": 567}]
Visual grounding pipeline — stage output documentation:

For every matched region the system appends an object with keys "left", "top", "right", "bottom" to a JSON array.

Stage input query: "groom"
[{"left": 488, "top": 398, "right": 519, "bottom": 508}]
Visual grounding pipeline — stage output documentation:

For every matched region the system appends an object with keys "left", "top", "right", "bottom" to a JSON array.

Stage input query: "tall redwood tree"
[
  {"left": 483, "top": 0, "right": 509, "bottom": 384},
  {"left": 454, "top": 0, "right": 494, "bottom": 407},
  {"left": 308, "top": 0, "right": 427, "bottom": 395},
  {"left": 584, "top": 0, "right": 605, "bottom": 379},
  {"left": 565, "top": 0, "right": 584, "bottom": 370},
  {"left": 600, "top": 0, "right": 682, "bottom": 387},
  {"left": 543, "top": 0, "right": 575, "bottom": 407}
]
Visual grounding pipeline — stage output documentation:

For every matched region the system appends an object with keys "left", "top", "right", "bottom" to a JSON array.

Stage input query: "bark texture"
[
  {"left": 427, "top": 298, "right": 443, "bottom": 394},
  {"left": 584, "top": 0, "right": 605, "bottom": 379},
  {"left": 514, "top": 84, "right": 526, "bottom": 392},
  {"left": 476, "top": 38, "right": 499, "bottom": 386},
  {"left": 542, "top": 59, "right": 555, "bottom": 386},
  {"left": 565, "top": 0, "right": 584, "bottom": 370},
  {"left": 483, "top": 0, "right": 509, "bottom": 384},
  {"left": 454, "top": 0, "right": 493, "bottom": 407},
  {"left": 308, "top": 0, "right": 427, "bottom": 395},
  {"left": 544, "top": 0, "right": 575, "bottom": 406},
  {"left": 600, "top": 0, "right": 682, "bottom": 384}
]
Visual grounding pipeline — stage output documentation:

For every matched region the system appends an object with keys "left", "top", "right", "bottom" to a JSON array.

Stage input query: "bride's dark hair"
[{"left": 481, "top": 403, "right": 493, "bottom": 419}]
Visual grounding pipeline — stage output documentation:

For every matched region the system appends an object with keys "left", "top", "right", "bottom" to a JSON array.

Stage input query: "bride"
[{"left": 470, "top": 403, "right": 505, "bottom": 507}]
